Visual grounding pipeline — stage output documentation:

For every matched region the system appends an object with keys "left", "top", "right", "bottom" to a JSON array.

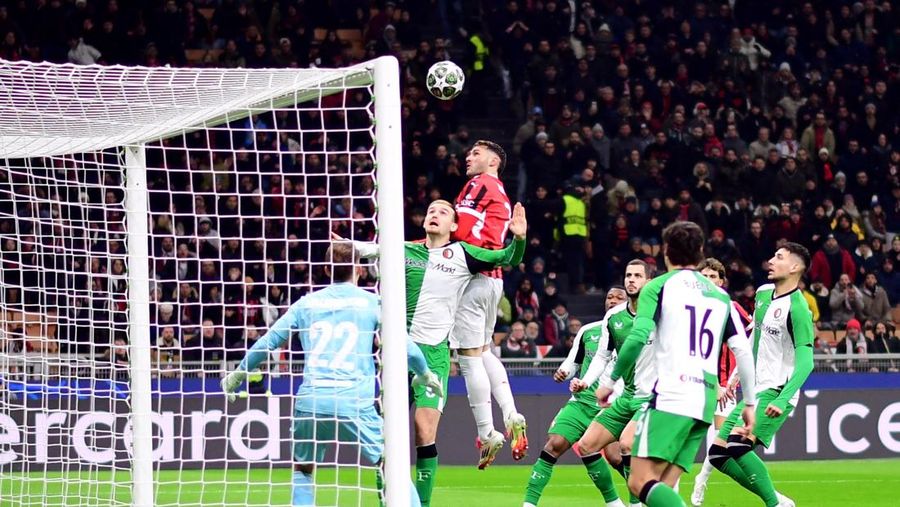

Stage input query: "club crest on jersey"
[
  {"left": 774, "top": 308, "right": 783, "bottom": 318},
  {"left": 442, "top": 248, "right": 454, "bottom": 259}
]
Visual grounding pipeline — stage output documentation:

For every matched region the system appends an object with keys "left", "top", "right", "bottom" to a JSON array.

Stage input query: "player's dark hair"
[
  {"left": 626, "top": 259, "right": 652, "bottom": 278},
  {"left": 662, "top": 221, "right": 705, "bottom": 267},
  {"left": 781, "top": 241, "right": 811, "bottom": 273},
  {"left": 697, "top": 258, "right": 726, "bottom": 281},
  {"left": 327, "top": 241, "right": 357, "bottom": 282},
  {"left": 472, "top": 139, "right": 507, "bottom": 173}
]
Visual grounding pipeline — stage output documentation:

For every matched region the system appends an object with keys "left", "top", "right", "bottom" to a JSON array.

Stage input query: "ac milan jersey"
[
  {"left": 453, "top": 173, "right": 511, "bottom": 250},
  {"left": 718, "top": 301, "right": 753, "bottom": 386}
]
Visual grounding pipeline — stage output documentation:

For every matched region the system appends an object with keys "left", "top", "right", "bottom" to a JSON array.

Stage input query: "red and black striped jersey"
[{"left": 719, "top": 300, "right": 753, "bottom": 386}]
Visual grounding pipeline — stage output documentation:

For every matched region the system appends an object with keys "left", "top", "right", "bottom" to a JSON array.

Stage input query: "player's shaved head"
[
  {"left": 662, "top": 221, "right": 705, "bottom": 267},
  {"left": 327, "top": 241, "right": 357, "bottom": 282}
]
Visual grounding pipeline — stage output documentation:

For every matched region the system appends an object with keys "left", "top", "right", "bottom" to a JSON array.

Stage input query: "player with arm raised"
[
  {"left": 450, "top": 139, "right": 530, "bottom": 465},
  {"left": 521, "top": 286, "right": 628, "bottom": 507},
  {"left": 349, "top": 199, "right": 527, "bottom": 504},
  {"left": 593, "top": 222, "right": 759, "bottom": 507},
  {"left": 691, "top": 257, "right": 754, "bottom": 506},
  {"left": 567, "top": 260, "right": 654, "bottom": 507},
  {"left": 220, "top": 242, "right": 442, "bottom": 507},
  {"left": 702, "top": 243, "right": 813, "bottom": 507}
]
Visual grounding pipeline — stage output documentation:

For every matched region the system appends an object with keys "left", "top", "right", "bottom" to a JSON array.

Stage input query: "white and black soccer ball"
[{"left": 426, "top": 61, "right": 465, "bottom": 100}]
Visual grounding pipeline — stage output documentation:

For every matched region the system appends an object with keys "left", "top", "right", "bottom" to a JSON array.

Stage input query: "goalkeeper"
[
  {"left": 345, "top": 199, "right": 527, "bottom": 505},
  {"left": 221, "top": 241, "right": 442, "bottom": 507}
]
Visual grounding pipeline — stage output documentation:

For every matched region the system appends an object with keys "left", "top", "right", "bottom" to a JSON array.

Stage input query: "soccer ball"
[{"left": 426, "top": 61, "right": 465, "bottom": 100}]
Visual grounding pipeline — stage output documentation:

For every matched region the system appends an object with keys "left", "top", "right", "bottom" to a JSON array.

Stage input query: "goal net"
[{"left": 0, "top": 57, "right": 409, "bottom": 506}]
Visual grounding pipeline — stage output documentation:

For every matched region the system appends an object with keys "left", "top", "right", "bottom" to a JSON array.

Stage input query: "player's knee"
[
  {"left": 627, "top": 473, "right": 647, "bottom": 497},
  {"left": 543, "top": 435, "right": 570, "bottom": 457},
  {"left": 725, "top": 434, "right": 755, "bottom": 459}
]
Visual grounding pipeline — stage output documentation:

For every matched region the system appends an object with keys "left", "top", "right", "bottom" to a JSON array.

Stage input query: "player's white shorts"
[
  {"left": 715, "top": 396, "right": 737, "bottom": 418},
  {"left": 449, "top": 274, "right": 502, "bottom": 350}
]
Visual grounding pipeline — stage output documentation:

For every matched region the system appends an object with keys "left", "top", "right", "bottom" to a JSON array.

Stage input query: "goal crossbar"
[{"left": 0, "top": 60, "right": 375, "bottom": 159}]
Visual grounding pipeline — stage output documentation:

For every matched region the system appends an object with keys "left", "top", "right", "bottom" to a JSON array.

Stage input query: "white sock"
[
  {"left": 523, "top": 503, "right": 537, "bottom": 507},
  {"left": 606, "top": 499, "right": 626, "bottom": 507},
  {"left": 696, "top": 457, "right": 714, "bottom": 484},
  {"left": 482, "top": 350, "right": 517, "bottom": 421},
  {"left": 458, "top": 355, "right": 494, "bottom": 440},
  {"left": 673, "top": 478, "right": 680, "bottom": 493}
]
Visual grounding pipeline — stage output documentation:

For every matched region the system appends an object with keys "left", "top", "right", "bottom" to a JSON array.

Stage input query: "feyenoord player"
[
  {"left": 594, "top": 222, "right": 758, "bottom": 507},
  {"left": 703, "top": 244, "right": 814, "bottom": 507},
  {"left": 569, "top": 260, "right": 653, "bottom": 507},
  {"left": 345, "top": 200, "right": 527, "bottom": 505},
  {"left": 450, "top": 140, "right": 528, "bottom": 468},
  {"left": 521, "top": 286, "right": 629, "bottom": 507},
  {"left": 691, "top": 257, "right": 753, "bottom": 506}
]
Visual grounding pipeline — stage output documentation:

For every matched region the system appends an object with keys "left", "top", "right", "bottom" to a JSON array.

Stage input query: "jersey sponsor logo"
[
  {"left": 428, "top": 261, "right": 456, "bottom": 274},
  {"left": 679, "top": 374, "right": 716, "bottom": 389},
  {"left": 442, "top": 248, "right": 454, "bottom": 259}
]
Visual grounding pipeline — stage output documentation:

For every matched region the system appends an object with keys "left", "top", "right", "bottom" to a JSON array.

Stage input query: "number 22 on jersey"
[{"left": 307, "top": 320, "right": 360, "bottom": 372}]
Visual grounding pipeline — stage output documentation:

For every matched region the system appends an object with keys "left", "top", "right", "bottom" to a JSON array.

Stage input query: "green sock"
[
  {"left": 643, "top": 480, "right": 685, "bottom": 507},
  {"left": 524, "top": 451, "right": 557, "bottom": 505},
  {"left": 376, "top": 468, "right": 385, "bottom": 507},
  {"left": 415, "top": 444, "right": 439, "bottom": 507},
  {"left": 582, "top": 452, "right": 620, "bottom": 503},
  {"left": 621, "top": 454, "right": 640, "bottom": 505},
  {"left": 735, "top": 452, "right": 779, "bottom": 507}
]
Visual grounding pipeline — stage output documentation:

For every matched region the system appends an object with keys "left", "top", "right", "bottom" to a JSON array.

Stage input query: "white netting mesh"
[{"left": 0, "top": 59, "right": 385, "bottom": 506}]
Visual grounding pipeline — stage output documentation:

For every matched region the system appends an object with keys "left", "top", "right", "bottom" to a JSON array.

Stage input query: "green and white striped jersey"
[
  {"left": 356, "top": 238, "right": 524, "bottom": 345},
  {"left": 752, "top": 284, "right": 815, "bottom": 406}
]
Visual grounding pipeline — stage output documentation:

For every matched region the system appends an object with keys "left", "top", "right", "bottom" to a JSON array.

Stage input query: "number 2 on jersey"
[
  {"left": 685, "top": 304, "right": 714, "bottom": 359},
  {"left": 308, "top": 321, "right": 359, "bottom": 371}
]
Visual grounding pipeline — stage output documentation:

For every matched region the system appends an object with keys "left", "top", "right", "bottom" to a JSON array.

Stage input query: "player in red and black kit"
[
  {"left": 450, "top": 140, "right": 528, "bottom": 469},
  {"left": 692, "top": 257, "right": 755, "bottom": 506}
]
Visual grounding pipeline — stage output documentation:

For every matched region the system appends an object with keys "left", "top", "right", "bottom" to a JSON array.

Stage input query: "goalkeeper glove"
[
  {"left": 220, "top": 370, "right": 247, "bottom": 402},
  {"left": 410, "top": 370, "right": 444, "bottom": 399}
]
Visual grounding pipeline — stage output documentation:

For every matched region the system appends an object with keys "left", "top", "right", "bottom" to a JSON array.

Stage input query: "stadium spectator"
[
  {"left": 810, "top": 234, "right": 856, "bottom": 288},
  {"left": 154, "top": 326, "right": 181, "bottom": 378},
  {"left": 500, "top": 321, "right": 537, "bottom": 360},
  {"left": 860, "top": 272, "right": 893, "bottom": 324},
  {"left": 542, "top": 302, "right": 569, "bottom": 347},
  {"left": 829, "top": 274, "right": 865, "bottom": 327},
  {"left": 835, "top": 318, "right": 867, "bottom": 372}
]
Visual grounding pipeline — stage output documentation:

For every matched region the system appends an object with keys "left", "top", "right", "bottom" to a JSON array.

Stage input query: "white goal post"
[{"left": 0, "top": 56, "right": 409, "bottom": 506}]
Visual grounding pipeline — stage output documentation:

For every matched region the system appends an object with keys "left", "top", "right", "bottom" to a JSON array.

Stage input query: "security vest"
[
  {"left": 562, "top": 194, "right": 587, "bottom": 237},
  {"left": 469, "top": 35, "right": 489, "bottom": 71}
]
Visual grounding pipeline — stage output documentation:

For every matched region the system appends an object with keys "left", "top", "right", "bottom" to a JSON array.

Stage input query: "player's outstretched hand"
[
  {"left": 411, "top": 370, "right": 444, "bottom": 399},
  {"left": 220, "top": 370, "right": 247, "bottom": 403},
  {"left": 553, "top": 367, "right": 571, "bottom": 383},
  {"left": 569, "top": 378, "right": 587, "bottom": 392},
  {"left": 594, "top": 386, "right": 614, "bottom": 407},
  {"left": 736, "top": 404, "right": 756, "bottom": 437},
  {"left": 509, "top": 203, "right": 527, "bottom": 239}
]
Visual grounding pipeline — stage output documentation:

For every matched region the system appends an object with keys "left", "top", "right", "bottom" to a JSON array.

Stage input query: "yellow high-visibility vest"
[
  {"left": 469, "top": 35, "right": 489, "bottom": 71},
  {"left": 562, "top": 194, "right": 587, "bottom": 237}
]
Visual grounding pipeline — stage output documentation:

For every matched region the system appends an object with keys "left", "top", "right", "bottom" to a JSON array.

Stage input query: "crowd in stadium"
[{"left": 0, "top": 0, "right": 898, "bottom": 374}]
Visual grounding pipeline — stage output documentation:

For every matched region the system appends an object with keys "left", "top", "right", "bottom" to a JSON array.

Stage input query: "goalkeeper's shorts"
[{"left": 293, "top": 407, "right": 383, "bottom": 465}]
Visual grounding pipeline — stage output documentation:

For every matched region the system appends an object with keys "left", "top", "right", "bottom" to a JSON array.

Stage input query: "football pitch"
[{"left": 2, "top": 459, "right": 898, "bottom": 506}]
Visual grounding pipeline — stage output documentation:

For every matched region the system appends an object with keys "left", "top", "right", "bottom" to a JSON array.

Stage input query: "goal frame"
[{"left": 3, "top": 55, "right": 409, "bottom": 507}]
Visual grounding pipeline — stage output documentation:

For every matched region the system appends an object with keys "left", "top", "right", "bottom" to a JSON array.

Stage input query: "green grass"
[{"left": 2, "top": 459, "right": 898, "bottom": 506}]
